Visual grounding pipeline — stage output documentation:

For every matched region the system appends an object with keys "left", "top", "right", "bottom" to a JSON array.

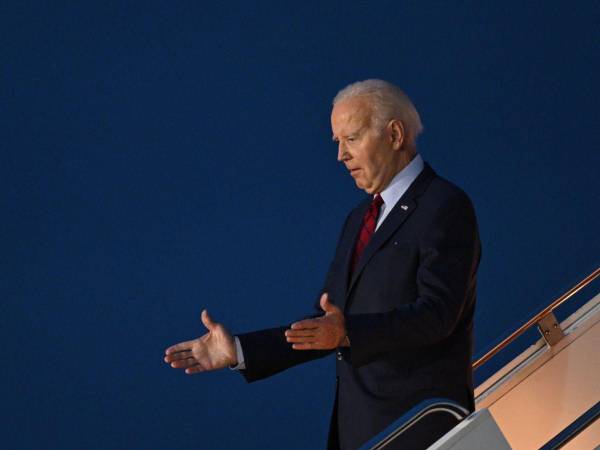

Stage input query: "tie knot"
[{"left": 372, "top": 194, "right": 383, "bottom": 208}]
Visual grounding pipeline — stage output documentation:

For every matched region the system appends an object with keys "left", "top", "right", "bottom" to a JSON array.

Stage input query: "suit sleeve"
[
  {"left": 345, "top": 192, "right": 481, "bottom": 367},
  {"left": 237, "top": 326, "right": 331, "bottom": 382},
  {"left": 237, "top": 212, "right": 353, "bottom": 382}
]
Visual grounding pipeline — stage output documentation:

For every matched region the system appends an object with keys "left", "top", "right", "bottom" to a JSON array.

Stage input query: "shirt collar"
[{"left": 378, "top": 154, "right": 424, "bottom": 209}]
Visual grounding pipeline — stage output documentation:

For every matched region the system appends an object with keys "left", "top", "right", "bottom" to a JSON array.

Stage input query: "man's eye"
[{"left": 347, "top": 137, "right": 355, "bottom": 142}]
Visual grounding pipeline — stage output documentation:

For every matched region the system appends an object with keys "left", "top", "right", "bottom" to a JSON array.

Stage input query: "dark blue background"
[{"left": 3, "top": 2, "right": 599, "bottom": 449}]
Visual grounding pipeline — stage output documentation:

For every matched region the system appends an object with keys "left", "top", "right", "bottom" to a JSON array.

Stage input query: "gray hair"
[{"left": 333, "top": 79, "right": 424, "bottom": 144}]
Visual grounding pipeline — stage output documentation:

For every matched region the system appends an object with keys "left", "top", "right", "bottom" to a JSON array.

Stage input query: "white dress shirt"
[{"left": 376, "top": 153, "right": 424, "bottom": 230}]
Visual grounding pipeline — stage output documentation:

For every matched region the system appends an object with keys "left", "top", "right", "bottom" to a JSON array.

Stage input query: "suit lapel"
[
  {"left": 345, "top": 164, "right": 436, "bottom": 301},
  {"left": 337, "top": 200, "right": 370, "bottom": 311}
]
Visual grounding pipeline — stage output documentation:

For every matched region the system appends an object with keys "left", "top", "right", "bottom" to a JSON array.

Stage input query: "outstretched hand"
[
  {"left": 164, "top": 310, "right": 237, "bottom": 374},
  {"left": 285, "top": 293, "right": 348, "bottom": 350}
]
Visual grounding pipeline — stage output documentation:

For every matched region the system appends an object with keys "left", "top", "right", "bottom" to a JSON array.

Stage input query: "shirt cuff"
[{"left": 229, "top": 336, "right": 246, "bottom": 370}]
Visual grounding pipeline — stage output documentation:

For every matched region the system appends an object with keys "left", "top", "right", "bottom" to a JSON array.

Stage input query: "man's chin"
[{"left": 355, "top": 181, "right": 375, "bottom": 195}]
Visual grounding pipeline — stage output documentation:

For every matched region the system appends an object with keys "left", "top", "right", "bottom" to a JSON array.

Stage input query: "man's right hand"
[{"left": 164, "top": 310, "right": 237, "bottom": 374}]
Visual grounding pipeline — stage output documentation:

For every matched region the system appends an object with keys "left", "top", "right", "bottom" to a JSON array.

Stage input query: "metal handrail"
[
  {"left": 539, "top": 400, "right": 600, "bottom": 449},
  {"left": 473, "top": 266, "right": 600, "bottom": 370},
  {"left": 359, "top": 398, "right": 469, "bottom": 450}
]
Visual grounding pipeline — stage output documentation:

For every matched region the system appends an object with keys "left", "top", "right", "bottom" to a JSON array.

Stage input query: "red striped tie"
[{"left": 351, "top": 194, "right": 384, "bottom": 273}]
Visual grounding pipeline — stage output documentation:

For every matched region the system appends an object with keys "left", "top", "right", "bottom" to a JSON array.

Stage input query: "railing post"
[{"left": 536, "top": 312, "right": 565, "bottom": 346}]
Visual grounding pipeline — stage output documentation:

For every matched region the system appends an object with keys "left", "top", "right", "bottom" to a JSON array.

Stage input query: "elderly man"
[{"left": 164, "top": 79, "right": 481, "bottom": 450}]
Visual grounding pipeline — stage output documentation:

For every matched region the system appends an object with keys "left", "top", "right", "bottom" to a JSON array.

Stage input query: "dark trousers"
[{"left": 327, "top": 386, "right": 341, "bottom": 450}]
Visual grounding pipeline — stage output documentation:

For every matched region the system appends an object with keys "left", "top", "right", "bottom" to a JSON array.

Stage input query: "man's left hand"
[{"left": 285, "top": 293, "right": 348, "bottom": 350}]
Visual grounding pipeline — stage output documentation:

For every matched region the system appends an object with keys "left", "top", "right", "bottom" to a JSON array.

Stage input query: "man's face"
[{"left": 331, "top": 97, "right": 399, "bottom": 194}]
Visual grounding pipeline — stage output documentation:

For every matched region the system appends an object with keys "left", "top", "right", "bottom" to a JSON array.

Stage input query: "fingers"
[
  {"left": 170, "top": 357, "right": 198, "bottom": 369},
  {"left": 292, "top": 342, "right": 317, "bottom": 350},
  {"left": 285, "top": 328, "right": 316, "bottom": 343},
  {"left": 165, "top": 340, "right": 195, "bottom": 355},
  {"left": 164, "top": 351, "right": 207, "bottom": 372},
  {"left": 286, "top": 333, "right": 316, "bottom": 343},
  {"left": 285, "top": 330, "right": 316, "bottom": 338},
  {"left": 164, "top": 350, "right": 192, "bottom": 363},
  {"left": 290, "top": 319, "right": 319, "bottom": 330},
  {"left": 201, "top": 309, "right": 217, "bottom": 331},
  {"left": 287, "top": 336, "right": 315, "bottom": 343},
  {"left": 288, "top": 318, "right": 321, "bottom": 347},
  {"left": 185, "top": 365, "right": 205, "bottom": 375},
  {"left": 164, "top": 348, "right": 197, "bottom": 369}
]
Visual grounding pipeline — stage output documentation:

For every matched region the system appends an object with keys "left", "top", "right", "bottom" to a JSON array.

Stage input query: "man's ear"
[{"left": 389, "top": 119, "right": 405, "bottom": 150}]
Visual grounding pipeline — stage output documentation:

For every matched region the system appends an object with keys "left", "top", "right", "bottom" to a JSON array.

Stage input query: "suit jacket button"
[{"left": 336, "top": 350, "right": 343, "bottom": 361}]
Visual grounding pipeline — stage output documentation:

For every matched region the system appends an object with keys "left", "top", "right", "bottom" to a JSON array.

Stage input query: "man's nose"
[{"left": 337, "top": 142, "right": 347, "bottom": 162}]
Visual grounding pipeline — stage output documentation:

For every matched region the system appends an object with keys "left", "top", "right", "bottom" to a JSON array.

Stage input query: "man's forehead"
[{"left": 331, "top": 98, "right": 373, "bottom": 129}]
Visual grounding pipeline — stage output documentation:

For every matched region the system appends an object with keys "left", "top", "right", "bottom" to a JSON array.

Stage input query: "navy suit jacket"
[{"left": 238, "top": 163, "right": 481, "bottom": 449}]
